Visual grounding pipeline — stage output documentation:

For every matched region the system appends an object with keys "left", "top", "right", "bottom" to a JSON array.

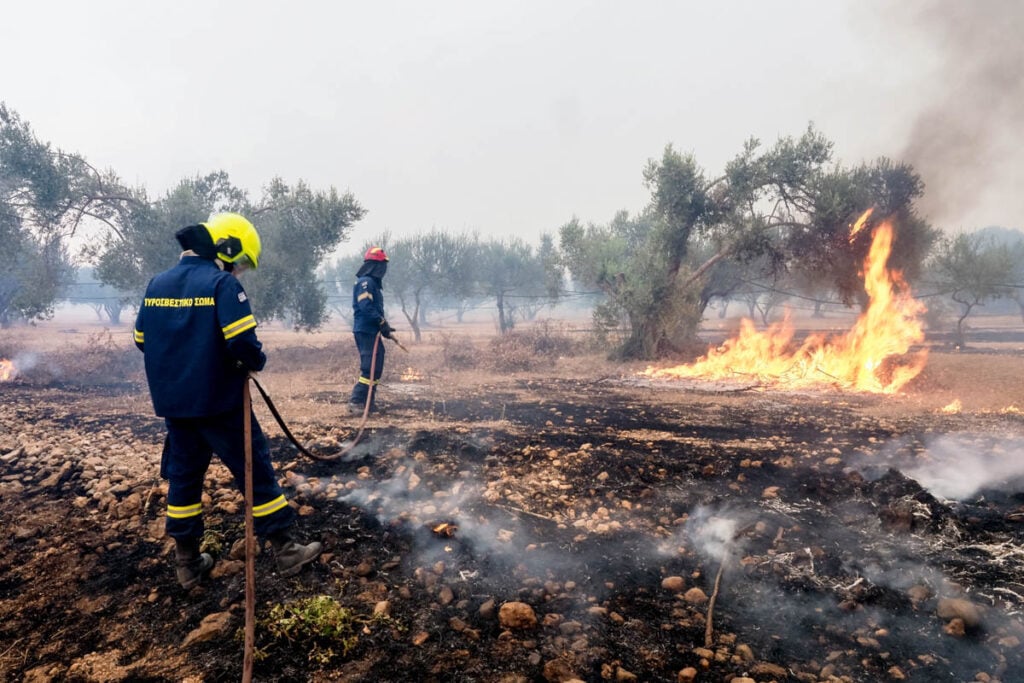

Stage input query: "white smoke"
[
  {"left": 13, "top": 351, "right": 39, "bottom": 374},
  {"left": 657, "top": 506, "right": 742, "bottom": 562},
  {"left": 900, "top": 435, "right": 1024, "bottom": 500}
]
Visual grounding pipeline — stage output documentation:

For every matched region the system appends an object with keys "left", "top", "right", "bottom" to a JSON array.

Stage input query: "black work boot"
[
  {"left": 268, "top": 529, "right": 322, "bottom": 577},
  {"left": 175, "top": 537, "right": 214, "bottom": 589}
]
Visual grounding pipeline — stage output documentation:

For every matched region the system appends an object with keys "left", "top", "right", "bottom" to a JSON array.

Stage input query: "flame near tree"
[
  {"left": 645, "top": 210, "right": 928, "bottom": 394},
  {"left": 0, "top": 359, "right": 17, "bottom": 382}
]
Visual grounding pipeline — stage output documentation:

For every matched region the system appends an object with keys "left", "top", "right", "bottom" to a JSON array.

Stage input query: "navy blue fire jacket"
[
  {"left": 352, "top": 275, "right": 386, "bottom": 334},
  {"left": 133, "top": 256, "right": 266, "bottom": 417}
]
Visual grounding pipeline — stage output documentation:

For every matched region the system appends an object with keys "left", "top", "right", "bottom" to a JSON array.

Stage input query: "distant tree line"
[
  {"left": 3, "top": 102, "right": 1022, "bottom": 353},
  {"left": 1, "top": 103, "right": 364, "bottom": 331},
  {"left": 322, "top": 232, "right": 562, "bottom": 342}
]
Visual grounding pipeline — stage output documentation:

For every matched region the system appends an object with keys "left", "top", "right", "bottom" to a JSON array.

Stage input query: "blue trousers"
[
  {"left": 162, "top": 410, "right": 294, "bottom": 540},
  {"left": 349, "top": 331, "right": 385, "bottom": 408}
]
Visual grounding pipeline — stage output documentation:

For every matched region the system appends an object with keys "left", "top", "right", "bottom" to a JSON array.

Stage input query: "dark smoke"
[{"left": 883, "top": 1, "right": 1024, "bottom": 228}]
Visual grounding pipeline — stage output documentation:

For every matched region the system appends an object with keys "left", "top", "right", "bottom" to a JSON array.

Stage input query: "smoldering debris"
[
  {"left": 856, "top": 433, "right": 1024, "bottom": 501},
  {"left": 901, "top": 435, "right": 1024, "bottom": 500}
]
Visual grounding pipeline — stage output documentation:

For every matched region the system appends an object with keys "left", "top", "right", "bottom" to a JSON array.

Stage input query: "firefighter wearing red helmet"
[
  {"left": 133, "top": 214, "right": 321, "bottom": 588},
  {"left": 347, "top": 245, "right": 394, "bottom": 414}
]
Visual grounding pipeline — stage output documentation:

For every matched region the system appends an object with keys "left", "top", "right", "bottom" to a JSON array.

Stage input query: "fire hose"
[
  {"left": 239, "top": 331, "right": 400, "bottom": 678},
  {"left": 242, "top": 380, "right": 255, "bottom": 683},
  {"left": 249, "top": 331, "right": 402, "bottom": 462}
]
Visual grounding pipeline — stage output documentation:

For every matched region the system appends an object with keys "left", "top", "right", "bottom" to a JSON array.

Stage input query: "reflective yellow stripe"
[
  {"left": 357, "top": 292, "right": 373, "bottom": 302},
  {"left": 252, "top": 495, "right": 288, "bottom": 517},
  {"left": 134, "top": 329, "right": 144, "bottom": 343},
  {"left": 223, "top": 315, "right": 257, "bottom": 340},
  {"left": 357, "top": 377, "right": 380, "bottom": 386},
  {"left": 167, "top": 502, "right": 202, "bottom": 519}
]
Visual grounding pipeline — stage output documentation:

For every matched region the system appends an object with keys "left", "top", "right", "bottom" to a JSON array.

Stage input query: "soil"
[{"left": 2, "top": 318, "right": 1024, "bottom": 683}]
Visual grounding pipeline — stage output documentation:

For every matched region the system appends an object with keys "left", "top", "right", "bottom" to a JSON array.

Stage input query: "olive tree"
[
  {"left": 560, "top": 126, "right": 937, "bottom": 359},
  {"left": 927, "top": 231, "right": 1015, "bottom": 346}
]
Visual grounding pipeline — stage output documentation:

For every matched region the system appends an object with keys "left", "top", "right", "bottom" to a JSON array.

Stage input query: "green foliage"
[
  {"left": 69, "top": 266, "right": 133, "bottom": 325},
  {"left": 327, "top": 229, "right": 559, "bottom": 339},
  {"left": 0, "top": 104, "right": 97, "bottom": 325},
  {"left": 200, "top": 527, "right": 225, "bottom": 557},
  {"left": 246, "top": 179, "right": 366, "bottom": 330},
  {"left": 477, "top": 237, "right": 557, "bottom": 333},
  {"left": 2, "top": 104, "right": 367, "bottom": 331},
  {"left": 258, "top": 595, "right": 362, "bottom": 665},
  {"left": 561, "top": 125, "right": 936, "bottom": 359},
  {"left": 926, "top": 231, "right": 1015, "bottom": 345},
  {"left": 86, "top": 172, "right": 248, "bottom": 294}
]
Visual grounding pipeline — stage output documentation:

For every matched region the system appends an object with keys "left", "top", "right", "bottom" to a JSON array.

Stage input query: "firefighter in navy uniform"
[
  {"left": 133, "top": 213, "right": 321, "bottom": 589},
  {"left": 347, "top": 246, "right": 394, "bottom": 414}
]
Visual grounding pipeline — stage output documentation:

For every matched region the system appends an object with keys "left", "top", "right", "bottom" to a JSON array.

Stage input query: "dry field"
[{"left": 2, "top": 312, "right": 1024, "bottom": 682}]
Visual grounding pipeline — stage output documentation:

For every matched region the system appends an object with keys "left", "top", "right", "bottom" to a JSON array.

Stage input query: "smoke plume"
[{"left": 887, "top": 0, "right": 1024, "bottom": 228}]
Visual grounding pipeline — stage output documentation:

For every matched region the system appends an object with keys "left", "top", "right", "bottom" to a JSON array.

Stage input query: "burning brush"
[
  {"left": 400, "top": 366, "right": 424, "bottom": 382},
  {"left": 644, "top": 209, "right": 928, "bottom": 394},
  {"left": 430, "top": 522, "right": 458, "bottom": 538},
  {"left": 0, "top": 359, "right": 17, "bottom": 382}
]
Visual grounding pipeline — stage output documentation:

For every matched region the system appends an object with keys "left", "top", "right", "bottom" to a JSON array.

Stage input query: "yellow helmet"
[{"left": 203, "top": 213, "right": 262, "bottom": 269}]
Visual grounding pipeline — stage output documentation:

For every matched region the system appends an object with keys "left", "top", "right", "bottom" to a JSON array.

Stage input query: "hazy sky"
[{"left": 2, "top": 1, "right": 1021, "bottom": 253}]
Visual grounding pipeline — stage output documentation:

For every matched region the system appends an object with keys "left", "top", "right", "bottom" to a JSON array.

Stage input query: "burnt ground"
[{"left": 2, "top": 340, "right": 1024, "bottom": 683}]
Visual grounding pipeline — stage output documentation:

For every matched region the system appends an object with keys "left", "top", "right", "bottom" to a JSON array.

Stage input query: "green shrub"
[{"left": 257, "top": 595, "right": 361, "bottom": 665}]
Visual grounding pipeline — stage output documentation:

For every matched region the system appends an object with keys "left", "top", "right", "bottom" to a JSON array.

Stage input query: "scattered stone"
[
  {"left": 944, "top": 618, "right": 967, "bottom": 637},
  {"left": 677, "top": 667, "right": 698, "bottom": 682},
  {"left": 751, "top": 661, "right": 788, "bottom": 677},
  {"left": 542, "top": 658, "right": 577, "bottom": 682},
  {"left": 499, "top": 602, "right": 538, "bottom": 630},
  {"left": 182, "top": 611, "right": 233, "bottom": 648},
  {"left": 661, "top": 576, "right": 685, "bottom": 592},
  {"left": 210, "top": 560, "right": 244, "bottom": 579},
  {"left": 66, "top": 650, "right": 131, "bottom": 681},
  {"left": 937, "top": 598, "right": 983, "bottom": 628}
]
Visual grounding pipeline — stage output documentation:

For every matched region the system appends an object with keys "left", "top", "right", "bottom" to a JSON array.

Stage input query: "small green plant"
[
  {"left": 259, "top": 595, "right": 361, "bottom": 665},
  {"left": 200, "top": 527, "right": 225, "bottom": 556}
]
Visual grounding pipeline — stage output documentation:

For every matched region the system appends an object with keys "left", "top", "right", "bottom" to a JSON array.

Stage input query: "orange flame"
[
  {"left": 940, "top": 399, "right": 962, "bottom": 414},
  {"left": 644, "top": 212, "right": 928, "bottom": 394},
  {"left": 0, "top": 359, "right": 16, "bottom": 382},
  {"left": 848, "top": 207, "right": 873, "bottom": 243},
  {"left": 400, "top": 366, "right": 423, "bottom": 382},
  {"left": 432, "top": 522, "right": 458, "bottom": 537}
]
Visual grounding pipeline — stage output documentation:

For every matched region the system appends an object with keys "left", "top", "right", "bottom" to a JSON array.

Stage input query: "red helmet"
[{"left": 364, "top": 246, "right": 389, "bottom": 262}]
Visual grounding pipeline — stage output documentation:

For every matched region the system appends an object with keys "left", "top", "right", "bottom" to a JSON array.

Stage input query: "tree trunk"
[
  {"left": 496, "top": 292, "right": 509, "bottom": 334},
  {"left": 399, "top": 298, "right": 422, "bottom": 343}
]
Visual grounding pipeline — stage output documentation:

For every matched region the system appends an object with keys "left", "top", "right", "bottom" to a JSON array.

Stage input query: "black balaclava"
[
  {"left": 175, "top": 225, "right": 218, "bottom": 261},
  {"left": 356, "top": 260, "right": 388, "bottom": 285}
]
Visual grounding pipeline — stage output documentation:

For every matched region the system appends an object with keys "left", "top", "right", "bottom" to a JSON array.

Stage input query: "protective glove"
[{"left": 380, "top": 320, "right": 394, "bottom": 339}]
